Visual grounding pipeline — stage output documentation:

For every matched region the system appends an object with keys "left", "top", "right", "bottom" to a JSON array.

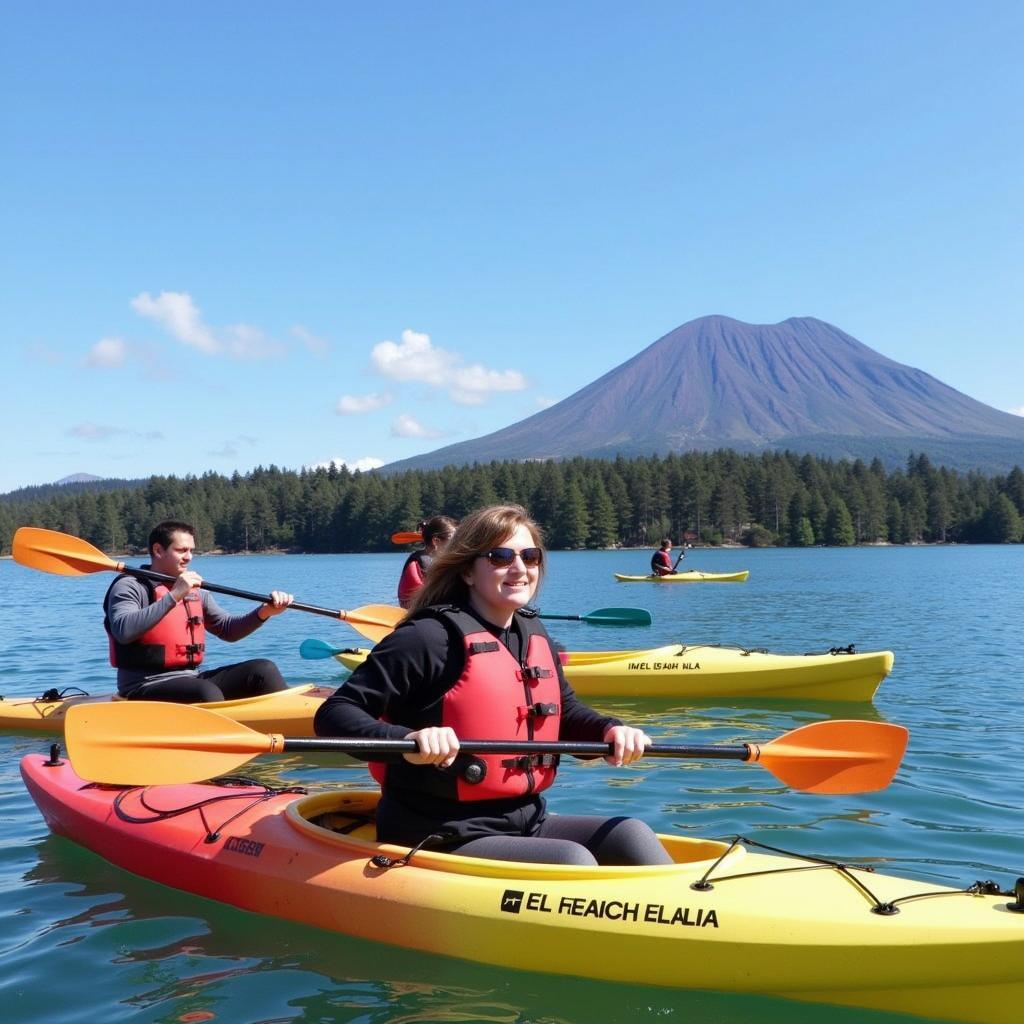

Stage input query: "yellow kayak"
[
  {"left": 22, "top": 759, "right": 1024, "bottom": 1024},
  {"left": 334, "top": 643, "right": 894, "bottom": 701},
  {"left": 615, "top": 570, "right": 750, "bottom": 582},
  {"left": 0, "top": 683, "right": 335, "bottom": 736}
]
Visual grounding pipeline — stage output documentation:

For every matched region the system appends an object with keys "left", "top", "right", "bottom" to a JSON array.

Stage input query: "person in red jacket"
[
  {"left": 650, "top": 537, "right": 678, "bottom": 576},
  {"left": 396, "top": 515, "right": 457, "bottom": 607},
  {"left": 315, "top": 504, "right": 672, "bottom": 867},
  {"left": 104, "top": 519, "right": 294, "bottom": 702}
]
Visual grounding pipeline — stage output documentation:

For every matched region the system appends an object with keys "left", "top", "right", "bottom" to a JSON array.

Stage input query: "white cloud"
[
  {"left": 391, "top": 413, "right": 443, "bottom": 438},
  {"left": 86, "top": 337, "right": 127, "bottom": 368},
  {"left": 131, "top": 291, "right": 220, "bottom": 354},
  {"left": 207, "top": 436, "right": 258, "bottom": 459},
  {"left": 336, "top": 392, "right": 393, "bottom": 415},
  {"left": 68, "top": 422, "right": 163, "bottom": 441},
  {"left": 308, "top": 456, "right": 385, "bottom": 473},
  {"left": 130, "top": 291, "right": 281, "bottom": 359},
  {"left": 450, "top": 365, "right": 527, "bottom": 406},
  {"left": 292, "top": 324, "right": 330, "bottom": 358},
  {"left": 1009, "top": 406, "right": 1024, "bottom": 417},
  {"left": 371, "top": 329, "right": 456, "bottom": 384},
  {"left": 534, "top": 395, "right": 558, "bottom": 410},
  {"left": 224, "top": 323, "right": 281, "bottom": 359},
  {"left": 371, "top": 328, "right": 527, "bottom": 404}
]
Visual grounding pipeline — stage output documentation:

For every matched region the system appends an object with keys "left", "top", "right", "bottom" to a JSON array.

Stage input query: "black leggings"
[
  {"left": 124, "top": 659, "right": 288, "bottom": 703},
  {"left": 455, "top": 814, "right": 673, "bottom": 867}
]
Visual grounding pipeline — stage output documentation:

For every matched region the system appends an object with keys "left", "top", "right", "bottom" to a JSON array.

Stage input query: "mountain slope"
[{"left": 382, "top": 316, "right": 1024, "bottom": 473}]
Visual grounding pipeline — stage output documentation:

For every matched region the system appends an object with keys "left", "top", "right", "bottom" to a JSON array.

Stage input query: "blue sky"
[{"left": 3, "top": 2, "right": 1022, "bottom": 493}]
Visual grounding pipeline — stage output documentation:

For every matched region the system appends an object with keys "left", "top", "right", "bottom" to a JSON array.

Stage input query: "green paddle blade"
[
  {"left": 537, "top": 607, "right": 653, "bottom": 626},
  {"left": 581, "top": 606, "right": 652, "bottom": 626}
]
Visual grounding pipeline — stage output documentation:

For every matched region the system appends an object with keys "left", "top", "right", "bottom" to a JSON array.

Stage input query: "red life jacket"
[
  {"left": 397, "top": 551, "right": 436, "bottom": 608},
  {"left": 105, "top": 577, "right": 206, "bottom": 671},
  {"left": 651, "top": 549, "right": 673, "bottom": 574},
  {"left": 370, "top": 607, "right": 562, "bottom": 801}
]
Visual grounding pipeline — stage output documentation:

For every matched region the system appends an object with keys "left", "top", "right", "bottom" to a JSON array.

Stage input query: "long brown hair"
[
  {"left": 407, "top": 504, "right": 545, "bottom": 614},
  {"left": 419, "top": 515, "right": 457, "bottom": 547}
]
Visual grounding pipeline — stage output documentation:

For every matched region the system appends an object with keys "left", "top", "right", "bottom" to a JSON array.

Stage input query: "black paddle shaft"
[
  {"left": 122, "top": 565, "right": 344, "bottom": 620},
  {"left": 276, "top": 737, "right": 753, "bottom": 761}
]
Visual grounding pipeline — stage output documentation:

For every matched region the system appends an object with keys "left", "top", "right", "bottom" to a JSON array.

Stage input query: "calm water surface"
[{"left": 2, "top": 546, "right": 1023, "bottom": 1023}]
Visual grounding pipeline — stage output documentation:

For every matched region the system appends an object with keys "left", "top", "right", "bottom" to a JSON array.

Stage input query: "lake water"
[{"left": 2, "top": 545, "right": 1023, "bottom": 1024}]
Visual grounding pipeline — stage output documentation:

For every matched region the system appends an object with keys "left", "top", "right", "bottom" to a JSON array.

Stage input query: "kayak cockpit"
[{"left": 286, "top": 789, "right": 743, "bottom": 880}]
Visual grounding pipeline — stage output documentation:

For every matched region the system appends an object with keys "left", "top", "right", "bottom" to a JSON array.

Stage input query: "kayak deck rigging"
[{"left": 92, "top": 776, "right": 1024, "bottom": 918}]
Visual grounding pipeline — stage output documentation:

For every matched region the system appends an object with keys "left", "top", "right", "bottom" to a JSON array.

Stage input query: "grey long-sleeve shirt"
[{"left": 105, "top": 572, "right": 267, "bottom": 692}]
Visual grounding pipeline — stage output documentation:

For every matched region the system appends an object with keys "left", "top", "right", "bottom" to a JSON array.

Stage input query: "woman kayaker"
[
  {"left": 396, "top": 515, "right": 457, "bottom": 608},
  {"left": 315, "top": 504, "right": 672, "bottom": 866},
  {"left": 650, "top": 537, "right": 677, "bottom": 576},
  {"left": 104, "top": 518, "right": 294, "bottom": 703}
]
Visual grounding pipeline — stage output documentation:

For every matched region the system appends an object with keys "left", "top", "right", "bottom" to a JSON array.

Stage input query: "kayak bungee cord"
[
  {"left": 33, "top": 687, "right": 90, "bottom": 703},
  {"left": 690, "top": 834, "right": 1024, "bottom": 917},
  {"left": 111, "top": 777, "right": 307, "bottom": 843},
  {"left": 676, "top": 643, "right": 860, "bottom": 658},
  {"left": 0, "top": 686, "right": 89, "bottom": 704}
]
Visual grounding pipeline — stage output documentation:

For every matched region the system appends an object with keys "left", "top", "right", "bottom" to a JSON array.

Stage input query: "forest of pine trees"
[{"left": 2, "top": 450, "right": 1023, "bottom": 556}]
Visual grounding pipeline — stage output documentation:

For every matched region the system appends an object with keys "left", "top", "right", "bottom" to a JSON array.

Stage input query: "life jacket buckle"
[
  {"left": 517, "top": 666, "right": 553, "bottom": 681},
  {"left": 501, "top": 753, "right": 559, "bottom": 771},
  {"left": 517, "top": 701, "right": 558, "bottom": 720}
]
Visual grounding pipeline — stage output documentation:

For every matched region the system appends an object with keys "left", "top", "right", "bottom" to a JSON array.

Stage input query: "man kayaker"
[
  {"left": 397, "top": 515, "right": 457, "bottom": 608},
  {"left": 315, "top": 504, "right": 673, "bottom": 866},
  {"left": 104, "top": 518, "right": 294, "bottom": 702},
  {"left": 650, "top": 538, "right": 677, "bottom": 576}
]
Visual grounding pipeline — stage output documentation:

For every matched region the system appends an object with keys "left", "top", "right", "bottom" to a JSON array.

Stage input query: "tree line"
[{"left": 2, "top": 450, "right": 1023, "bottom": 556}]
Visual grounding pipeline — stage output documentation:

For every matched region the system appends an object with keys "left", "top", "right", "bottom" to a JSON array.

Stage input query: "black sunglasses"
[{"left": 480, "top": 546, "right": 544, "bottom": 568}]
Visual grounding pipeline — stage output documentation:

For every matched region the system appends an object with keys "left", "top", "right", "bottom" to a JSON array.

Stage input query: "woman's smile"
[{"left": 463, "top": 523, "right": 540, "bottom": 626}]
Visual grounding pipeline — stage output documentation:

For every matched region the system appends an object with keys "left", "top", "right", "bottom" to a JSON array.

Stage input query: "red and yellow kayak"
[{"left": 22, "top": 752, "right": 1024, "bottom": 1024}]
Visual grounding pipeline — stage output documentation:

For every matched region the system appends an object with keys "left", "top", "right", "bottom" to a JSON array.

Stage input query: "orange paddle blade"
[
  {"left": 752, "top": 720, "right": 908, "bottom": 794},
  {"left": 66, "top": 702, "right": 279, "bottom": 785},
  {"left": 13, "top": 527, "right": 124, "bottom": 577},
  {"left": 341, "top": 603, "right": 405, "bottom": 642},
  {"left": 391, "top": 531, "right": 423, "bottom": 544}
]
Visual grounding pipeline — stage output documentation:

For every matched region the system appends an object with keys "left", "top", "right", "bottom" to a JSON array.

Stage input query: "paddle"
[
  {"left": 12, "top": 527, "right": 407, "bottom": 644},
  {"left": 300, "top": 638, "right": 360, "bottom": 660},
  {"left": 64, "top": 702, "right": 908, "bottom": 793},
  {"left": 536, "top": 606, "right": 652, "bottom": 626},
  {"left": 391, "top": 531, "right": 423, "bottom": 544}
]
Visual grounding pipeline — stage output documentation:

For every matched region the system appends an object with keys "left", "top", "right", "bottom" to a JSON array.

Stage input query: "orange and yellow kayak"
[{"left": 21, "top": 752, "right": 1024, "bottom": 1024}]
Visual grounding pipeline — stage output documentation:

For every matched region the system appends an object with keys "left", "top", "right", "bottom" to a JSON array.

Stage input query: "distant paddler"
[
  {"left": 396, "top": 515, "right": 458, "bottom": 608},
  {"left": 650, "top": 537, "right": 683, "bottom": 577}
]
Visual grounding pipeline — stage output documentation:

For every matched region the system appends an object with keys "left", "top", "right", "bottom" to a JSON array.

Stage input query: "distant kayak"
[
  {"left": 0, "top": 683, "right": 334, "bottom": 736},
  {"left": 614, "top": 570, "right": 750, "bottom": 583},
  {"left": 334, "top": 643, "right": 894, "bottom": 701}
]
